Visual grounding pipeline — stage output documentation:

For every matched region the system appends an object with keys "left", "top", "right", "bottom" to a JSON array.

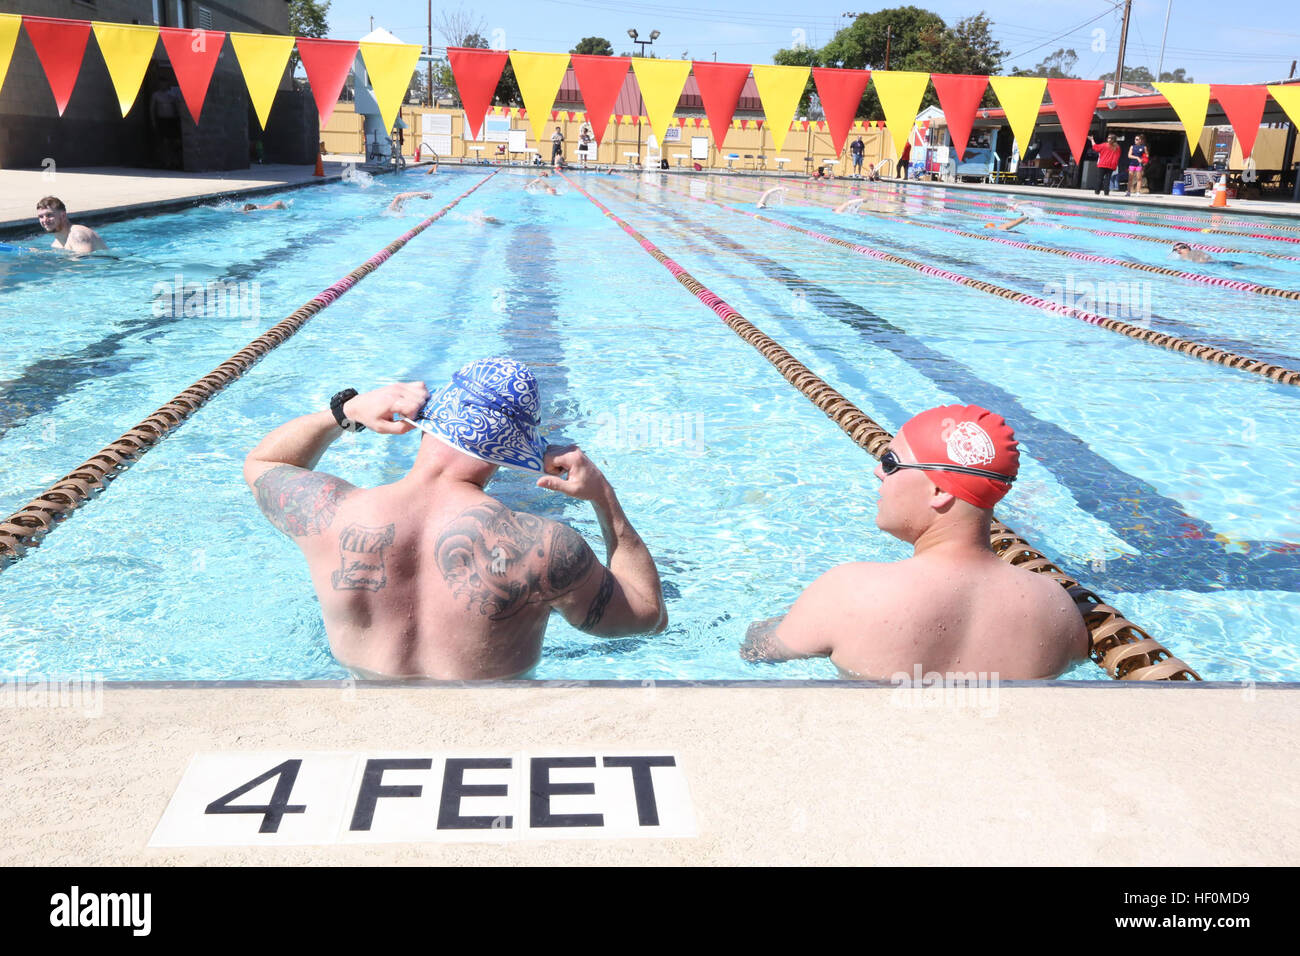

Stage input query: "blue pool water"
[{"left": 1, "top": 167, "right": 1298, "bottom": 681}]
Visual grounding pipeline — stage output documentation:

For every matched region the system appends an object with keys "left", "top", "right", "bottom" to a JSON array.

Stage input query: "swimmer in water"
[
  {"left": 756, "top": 187, "right": 786, "bottom": 209},
  {"left": 984, "top": 215, "right": 1030, "bottom": 232},
  {"left": 740, "top": 404, "right": 1087, "bottom": 680},
  {"left": 35, "top": 196, "right": 108, "bottom": 253},
  {"left": 834, "top": 197, "right": 866, "bottom": 215},
  {"left": 468, "top": 211, "right": 504, "bottom": 226},
  {"left": 241, "top": 201, "right": 287, "bottom": 213},
  {"left": 524, "top": 178, "right": 557, "bottom": 195},
  {"left": 1171, "top": 241, "right": 1214, "bottom": 264},
  {"left": 424, "top": 156, "right": 440, "bottom": 175},
  {"left": 388, "top": 191, "right": 433, "bottom": 212}
]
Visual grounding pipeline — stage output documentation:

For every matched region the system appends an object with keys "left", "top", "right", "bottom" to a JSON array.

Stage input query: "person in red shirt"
[{"left": 1091, "top": 132, "right": 1122, "bottom": 196}]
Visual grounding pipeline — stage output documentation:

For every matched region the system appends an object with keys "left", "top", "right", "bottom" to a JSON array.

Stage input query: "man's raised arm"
[
  {"left": 538, "top": 446, "right": 667, "bottom": 636},
  {"left": 243, "top": 382, "right": 427, "bottom": 541}
]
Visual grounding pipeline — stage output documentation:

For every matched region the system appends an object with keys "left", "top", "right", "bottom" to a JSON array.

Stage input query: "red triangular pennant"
[
  {"left": 614, "top": 113, "right": 623, "bottom": 125},
  {"left": 501, "top": 106, "right": 511, "bottom": 116},
  {"left": 812, "top": 67, "right": 871, "bottom": 155},
  {"left": 1212, "top": 84, "right": 1269, "bottom": 159},
  {"left": 756, "top": 119, "right": 763, "bottom": 129},
  {"left": 801, "top": 120, "right": 810, "bottom": 131},
  {"left": 692, "top": 117, "right": 702, "bottom": 128},
  {"left": 24, "top": 17, "right": 91, "bottom": 116},
  {"left": 815, "top": 119, "right": 825, "bottom": 131},
  {"left": 158, "top": 27, "right": 226, "bottom": 125},
  {"left": 551, "top": 109, "right": 558, "bottom": 120},
  {"left": 571, "top": 54, "right": 631, "bottom": 146},
  {"left": 566, "top": 110, "right": 575, "bottom": 121},
  {"left": 295, "top": 37, "right": 357, "bottom": 127},
  {"left": 518, "top": 107, "right": 526, "bottom": 119},
  {"left": 1047, "top": 78, "right": 1103, "bottom": 162},
  {"left": 692, "top": 61, "right": 751, "bottom": 148},
  {"left": 930, "top": 74, "right": 986, "bottom": 161},
  {"left": 448, "top": 47, "right": 508, "bottom": 139}
]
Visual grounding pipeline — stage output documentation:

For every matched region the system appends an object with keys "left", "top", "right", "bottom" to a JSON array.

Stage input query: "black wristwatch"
[{"left": 329, "top": 388, "right": 365, "bottom": 432}]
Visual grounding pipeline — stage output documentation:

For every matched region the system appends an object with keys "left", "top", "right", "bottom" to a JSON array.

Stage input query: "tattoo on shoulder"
[
  {"left": 436, "top": 502, "right": 592, "bottom": 621},
  {"left": 332, "top": 523, "right": 395, "bottom": 592},
  {"left": 253, "top": 465, "right": 355, "bottom": 537}
]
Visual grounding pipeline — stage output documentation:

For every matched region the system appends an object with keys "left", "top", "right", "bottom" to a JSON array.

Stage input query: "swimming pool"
[{"left": 2, "top": 167, "right": 1297, "bottom": 681}]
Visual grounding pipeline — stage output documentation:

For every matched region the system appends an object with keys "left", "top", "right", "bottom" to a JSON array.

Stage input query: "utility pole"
[
  {"left": 427, "top": 0, "right": 433, "bottom": 107},
  {"left": 885, "top": 25, "right": 892, "bottom": 70},
  {"left": 1112, "top": 0, "right": 1132, "bottom": 96},
  {"left": 1155, "top": 0, "right": 1172, "bottom": 83}
]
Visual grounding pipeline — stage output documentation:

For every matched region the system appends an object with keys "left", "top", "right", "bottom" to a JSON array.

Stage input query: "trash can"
[{"left": 1082, "top": 160, "right": 1097, "bottom": 189}]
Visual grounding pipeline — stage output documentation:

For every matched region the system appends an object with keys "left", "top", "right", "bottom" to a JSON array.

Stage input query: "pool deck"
[
  {"left": 4, "top": 161, "right": 1298, "bottom": 237},
  {"left": 1, "top": 682, "right": 1294, "bottom": 865},
  {"left": 0, "top": 161, "right": 354, "bottom": 234}
]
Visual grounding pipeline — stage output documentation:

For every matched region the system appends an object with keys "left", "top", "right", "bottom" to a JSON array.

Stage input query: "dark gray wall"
[{"left": 0, "top": 1, "right": 312, "bottom": 170}]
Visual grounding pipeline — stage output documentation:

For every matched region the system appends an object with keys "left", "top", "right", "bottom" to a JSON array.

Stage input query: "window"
[{"left": 174, "top": 0, "right": 188, "bottom": 29}]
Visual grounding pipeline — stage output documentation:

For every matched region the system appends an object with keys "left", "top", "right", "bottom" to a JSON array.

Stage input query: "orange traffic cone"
[
  {"left": 313, "top": 150, "right": 325, "bottom": 178},
  {"left": 1210, "top": 174, "right": 1228, "bottom": 208}
]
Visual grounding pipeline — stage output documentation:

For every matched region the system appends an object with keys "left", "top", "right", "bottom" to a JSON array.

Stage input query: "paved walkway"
[
  {"left": 0, "top": 161, "right": 355, "bottom": 233},
  {"left": 1, "top": 682, "right": 1294, "bottom": 865}
]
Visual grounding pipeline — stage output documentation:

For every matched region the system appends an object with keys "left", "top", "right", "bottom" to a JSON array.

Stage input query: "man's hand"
[
  {"left": 535, "top": 445, "right": 613, "bottom": 502},
  {"left": 342, "top": 382, "right": 429, "bottom": 434}
]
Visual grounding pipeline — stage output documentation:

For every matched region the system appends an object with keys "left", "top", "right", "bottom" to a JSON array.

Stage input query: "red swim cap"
[{"left": 897, "top": 405, "right": 1019, "bottom": 509}]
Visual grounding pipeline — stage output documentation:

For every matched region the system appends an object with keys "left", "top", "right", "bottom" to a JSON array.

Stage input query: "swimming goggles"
[{"left": 879, "top": 449, "right": 1015, "bottom": 484}]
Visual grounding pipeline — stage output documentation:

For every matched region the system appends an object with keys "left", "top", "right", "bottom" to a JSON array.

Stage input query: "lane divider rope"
[
  {"left": 0, "top": 171, "right": 499, "bottom": 571},
  {"left": 645, "top": 176, "right": 1300, "bottom": 386},
  {"left": 566, "top": 172, "right": 1199, "bottom": 681},
  {"left": 701, "top": 177, "right": 1300, "bottom": 299},
  {"left": 733, "top": 174, "right": 1300, "bottom": 261}
]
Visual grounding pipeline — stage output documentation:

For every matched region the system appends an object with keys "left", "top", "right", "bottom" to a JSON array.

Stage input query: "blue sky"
[{"left": 320, "top": 0, "right": 1299, "bottom": 84}]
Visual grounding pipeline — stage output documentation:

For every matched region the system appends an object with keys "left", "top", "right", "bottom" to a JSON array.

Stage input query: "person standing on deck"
[{"left": 1091, "top": 133, "right": 1122, "bottom": 196}]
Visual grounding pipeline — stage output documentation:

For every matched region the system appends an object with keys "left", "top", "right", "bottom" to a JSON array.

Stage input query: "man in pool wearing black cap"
[{"left": 244, "top": 358, "right": 667, "bottom": 679}]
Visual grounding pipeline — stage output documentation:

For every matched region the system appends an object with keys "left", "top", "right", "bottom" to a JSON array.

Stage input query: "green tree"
[
  {"left": 288, "top": 0, "right": 330, "bottom": 73},
  {"left": 1160, "top": 67, "right": 1194, "bottom": 83},
  {"left": 1011, "top": 47, "right": 1079, "bottom": 79},
  {"left": 1098, "top": 64, "right": 1187, "bottom": 87},
  {"left": 571, "top": 37, "right": 614, "bottom": 56}
]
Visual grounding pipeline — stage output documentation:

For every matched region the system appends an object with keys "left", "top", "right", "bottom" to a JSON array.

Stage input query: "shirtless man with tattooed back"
[{"left": 243, "top": 359, "right": 667, "bottom": 679}]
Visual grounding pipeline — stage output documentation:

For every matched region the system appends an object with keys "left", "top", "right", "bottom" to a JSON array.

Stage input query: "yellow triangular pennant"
[
  {"left": 92, "top": 22, "right": 160, "bottom": 117},
  {"left": 988, "top": 75, "right": 1046, "bottom": 153},
  {"left": 0, "top": 14, "right": 21, "bottom": 98},
  {"left": 360, "top": 40, "right": 422, "bottom": 134},
  {"left": 229, "top": 32, "right": 295, "bottom": 130},
  {"left": 751, "top": 64, "right": 808, "bottom": 152},
  {"left": 509, "top": 51, "right": 570, "bottom": 143},
  {"left": 631, "top": 57, "right": 691, "bottom": 148},
  {"left": 1267, "top": 84, "right": 1300, "bottom": 134},
  {"left": 1154, "top": 83, "right": 1210, "bottom": 154},
  {"left": 872, "top": 71, "right": 931, "bottom": 155}
]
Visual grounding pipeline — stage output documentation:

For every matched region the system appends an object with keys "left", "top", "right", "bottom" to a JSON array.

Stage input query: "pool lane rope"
[
  {"left": 730, "top": 175, "right": 1300, "bottom": 263},
  {"left": 0, "top": 171, "right": 498, "bottom": 571},
  {"left": 564, "top": 171, "right": 1199, "bottom": 682},
  {"left": 647, "top": 177, "right": 1300, "bottom": 387},
  {"left": 794, "top": 173, "right": 1300, "bottom": 234},
  {"left": 801, "top": 176, "right": 1300, "bottom": 244},
  {"left": 704, "top": 177, "right": 1300, "bottom": 300}
]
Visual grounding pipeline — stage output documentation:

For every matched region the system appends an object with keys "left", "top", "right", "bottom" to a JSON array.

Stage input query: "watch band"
[{"left": 329, "top": 388, "right": 365, "bottom": 432}]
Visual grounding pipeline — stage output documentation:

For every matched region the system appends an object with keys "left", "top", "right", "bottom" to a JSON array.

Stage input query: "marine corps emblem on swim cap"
[{"left": 945, "top": 421, "right": 996, "bottom": 467}]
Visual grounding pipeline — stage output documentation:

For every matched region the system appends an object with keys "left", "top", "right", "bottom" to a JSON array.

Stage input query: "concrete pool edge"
[
  {"left": 2, "top": 684, "right": 1294, "bottom": 865},
  {"left": 53, "top": 678, "right": 1300, "bottom": 689}
]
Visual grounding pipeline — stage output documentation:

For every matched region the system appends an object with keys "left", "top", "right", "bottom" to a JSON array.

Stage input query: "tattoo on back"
[
  {"left": 332, "top": 523, "right": 395, "bottom": 592},
  {"left": 254, "top": 465, "right": 353, "bottom": 537},
  {"left": 435, "top": 503, "right": 596, "bottom": 621}
]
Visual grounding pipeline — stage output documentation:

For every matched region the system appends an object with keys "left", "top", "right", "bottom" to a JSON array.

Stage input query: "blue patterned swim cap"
[{"left": 414, "top": 358, "right": 549, "bottom": 472}]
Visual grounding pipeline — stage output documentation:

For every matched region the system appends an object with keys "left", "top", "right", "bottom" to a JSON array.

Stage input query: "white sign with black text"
[{"left": 150, "top": 751, "right": 695, "bottom": 846}]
